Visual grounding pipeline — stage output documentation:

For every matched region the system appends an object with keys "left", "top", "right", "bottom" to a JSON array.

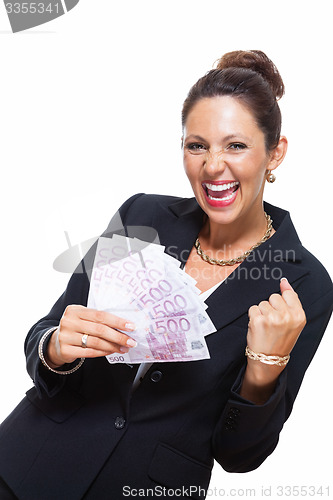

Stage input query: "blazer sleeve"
[
  {"left": 24, "top": 193, "right": 145, "bottom": 398},
  {"left": 211, "top": 279, "right": 333, "bottom": 473}
]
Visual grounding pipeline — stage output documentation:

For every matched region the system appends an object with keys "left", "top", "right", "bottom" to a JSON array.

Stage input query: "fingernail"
[
  {"left": 126, "top": 338, "right": 137, "bottom": 347},
  {"left": 120, "top": 346, "right": 129, "bottom": 353},
  {"left": 125, "top": 322, "right": 136, "bottom": 331},
  {"left": 280, "top": 277, "right": 288, "bottom": 282}
]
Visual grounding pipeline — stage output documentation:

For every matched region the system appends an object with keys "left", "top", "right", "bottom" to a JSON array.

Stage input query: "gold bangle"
[
  {"left": 245, "top": 346, "right": 290, "bottom": 367},
  {"left": 38, "top": 327, "right": 85, "bottom": 375}
]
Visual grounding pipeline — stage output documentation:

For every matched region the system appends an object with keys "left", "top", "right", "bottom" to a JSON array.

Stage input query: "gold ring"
[{"left": 81, "top": 334, "right": 89, "bottom": 348}]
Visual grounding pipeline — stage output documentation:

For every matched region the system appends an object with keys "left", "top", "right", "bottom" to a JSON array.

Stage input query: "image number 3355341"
[{"left": 3, "top": 0, "right": 80, "bottom": 33}]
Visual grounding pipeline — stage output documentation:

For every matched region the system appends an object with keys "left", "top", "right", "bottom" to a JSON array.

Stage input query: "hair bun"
[{"left": 215, "top": 50, "right": 284, "bottom": 100}]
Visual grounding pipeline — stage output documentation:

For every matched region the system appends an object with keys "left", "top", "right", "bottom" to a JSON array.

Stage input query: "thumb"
[{"left": 280, "top": 277, "right": 293, "bottom": 294}]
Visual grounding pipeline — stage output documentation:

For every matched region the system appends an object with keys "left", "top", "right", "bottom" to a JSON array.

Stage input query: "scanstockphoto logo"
[{"left": 4, "top": 0, "right": 79, "bottom": 32}]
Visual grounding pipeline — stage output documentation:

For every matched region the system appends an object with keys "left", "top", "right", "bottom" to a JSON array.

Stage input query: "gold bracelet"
[
  {"left": 38, "top": 327, "right": 85, "bottom": 375},
  {"left": 245, "top": 346, "right": 290, "bottom": 367}
]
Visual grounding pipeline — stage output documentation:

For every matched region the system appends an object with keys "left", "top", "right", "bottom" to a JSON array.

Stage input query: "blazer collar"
[
  {"left": 168, "top": 197, "right": 302, "bottom": 259},
  {"left": 157, "top": 197, "right": 309, "bottom": 331}
]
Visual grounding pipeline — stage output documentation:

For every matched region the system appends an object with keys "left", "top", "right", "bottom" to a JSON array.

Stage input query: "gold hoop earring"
[{"left": 266, "top": 170, "right": 276, "bottom": 183}]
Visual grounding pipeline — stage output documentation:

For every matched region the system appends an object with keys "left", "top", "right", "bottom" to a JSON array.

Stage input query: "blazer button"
[
  {"left": 150, "top": 370, "right": 163, "bottom": 383},
  {"left": 229, "top": 407, "right": 240, "bottom": 415},
  {"left": 114, "top": 416, "right": 126, "bottom": 430}
]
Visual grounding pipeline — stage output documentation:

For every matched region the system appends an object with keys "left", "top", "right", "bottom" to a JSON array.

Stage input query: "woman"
[{"left": 0, "top": 50, "right": 332, "bottom": 500}]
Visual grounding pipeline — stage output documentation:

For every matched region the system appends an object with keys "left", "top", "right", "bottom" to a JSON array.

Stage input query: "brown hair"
[{"left": 181, "top": 50, "right": 285, "bottom": 150}]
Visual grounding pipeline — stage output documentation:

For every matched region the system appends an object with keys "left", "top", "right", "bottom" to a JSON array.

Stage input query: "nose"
[{"left": 203, "top": 149, "right": 226, "bottom": 176}]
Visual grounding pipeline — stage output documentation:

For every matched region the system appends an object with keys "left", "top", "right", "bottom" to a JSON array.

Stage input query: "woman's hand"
[
  {"left": 240, "top": 278, "right": 307, "bottom": 404},
  {"left": 45, "top": 305, "right": 137, "bottom": 369},
  {"left": 247, "top": 277, "right": 306, "bottom": 357}
]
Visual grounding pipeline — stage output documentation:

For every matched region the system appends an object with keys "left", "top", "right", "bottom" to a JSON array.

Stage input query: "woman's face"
[{"left": 182, "top": 96, "right": 282, "bottom": 226}]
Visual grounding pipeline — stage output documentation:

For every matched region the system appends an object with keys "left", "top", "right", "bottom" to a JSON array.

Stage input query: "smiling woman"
[
  {"left": 182, "top": 95, "right": 287, "bottom": 289},
  {"left": 0, "top": 50, "right": 332, "bottom": 500},
  {"left": 183, "top": 96, "right": 287, "bottom": 218}
]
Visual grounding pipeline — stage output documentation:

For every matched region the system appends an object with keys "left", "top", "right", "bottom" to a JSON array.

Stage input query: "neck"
[{"left": 201, "top": 203, "right": 269, "bottom": 258}]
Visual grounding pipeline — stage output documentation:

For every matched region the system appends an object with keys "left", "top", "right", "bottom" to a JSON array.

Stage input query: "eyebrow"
[
  {"left": 184, "top": 134, "right": 207, "bottom": 142},
  {"left": 184, "top": 133, "right": 250, "bottom": 143}
]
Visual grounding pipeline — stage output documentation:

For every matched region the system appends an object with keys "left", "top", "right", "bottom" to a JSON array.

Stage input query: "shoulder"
[
  {"left": 118, "top": 193, "right": 186, "bottom": 223},
  {"left": 265, "top": 201, "right": 333, "bottom": 307},
  {"left": 298, "top": 245, "right": 333, "bottom": 308},
  {"left": 300, "top": 245, "right": 331, "bottom": 282},
  {"left": 102, "top": 193, "right": 191, "bottom": 242}
]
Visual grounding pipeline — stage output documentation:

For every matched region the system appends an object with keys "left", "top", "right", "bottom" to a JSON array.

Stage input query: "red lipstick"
[{"left": 201, "top": 180, "right": 240, "bottom": 208}]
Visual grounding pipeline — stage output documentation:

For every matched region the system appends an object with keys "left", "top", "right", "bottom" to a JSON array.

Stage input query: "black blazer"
[{"left": 1, "top": 194, "right": 332, "bottom": 500}]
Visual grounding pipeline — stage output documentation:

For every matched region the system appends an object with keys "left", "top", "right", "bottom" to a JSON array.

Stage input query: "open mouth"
[{"left": 202, "top": 181, "right": 240, "bottom": 202}]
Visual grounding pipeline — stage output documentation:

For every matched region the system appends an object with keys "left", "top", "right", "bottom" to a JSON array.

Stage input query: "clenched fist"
[
  {"left": 240, "top": 278, "right": 307, "bottom": 404},
  {"left": 247, "top": 277, "right": 306, "bottom": 357}
]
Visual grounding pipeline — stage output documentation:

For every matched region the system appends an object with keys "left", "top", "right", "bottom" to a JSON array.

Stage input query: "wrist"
[
  {"left": 38, "top": 327, "right": 85, "bottom": 376},
  {"left": 46, "top": 327, "right": 66, "bottom": 368},
  {"left": 240, "top": 358, "right": 285, "bottom": 404},
  {"left": 245, "top": 345, "right": 290, "bottom": 366},
  {"left": 44, "top": 354, "right": 64, "bottom": 370}
]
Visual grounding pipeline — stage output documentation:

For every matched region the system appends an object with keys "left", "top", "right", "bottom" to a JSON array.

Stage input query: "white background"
[{"left": 0, "top": 0, "right": 332, "bottom": 497}]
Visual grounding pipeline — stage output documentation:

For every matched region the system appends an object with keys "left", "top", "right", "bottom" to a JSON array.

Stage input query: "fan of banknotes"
[{"left": 87, "top": 235, "right": 216, "bottom": 363}]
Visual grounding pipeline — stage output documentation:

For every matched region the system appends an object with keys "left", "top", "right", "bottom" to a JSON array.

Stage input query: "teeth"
[
  {"left": 204, "top": 181, "right": 239, "bottom": 192},
  {"left": 208, "top": 193, "right": 235, "bottom": 201}
]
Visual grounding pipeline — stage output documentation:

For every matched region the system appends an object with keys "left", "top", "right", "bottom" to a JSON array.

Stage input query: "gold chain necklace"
[{"left": 195, "top": 212, "right": 273, "bottom": 266}]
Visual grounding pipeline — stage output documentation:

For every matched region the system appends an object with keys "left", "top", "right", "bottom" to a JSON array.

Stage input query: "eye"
[
  {"left": 227, "top": 143, "right": 247, "bottom": 151},
  {"left": 185, "top": 143, "right": 207, "bottom": 154}
]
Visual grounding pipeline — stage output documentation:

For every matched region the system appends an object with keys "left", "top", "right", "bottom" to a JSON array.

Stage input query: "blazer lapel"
[
  {"left": 205, "top": 246, "right": 309, "bottom": 331},
  {"left": 151, "top": 197, "right": 205, "bottom": 265},
  {"left": 157, "top": 197, "right": 310, "bottom": 333}
]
